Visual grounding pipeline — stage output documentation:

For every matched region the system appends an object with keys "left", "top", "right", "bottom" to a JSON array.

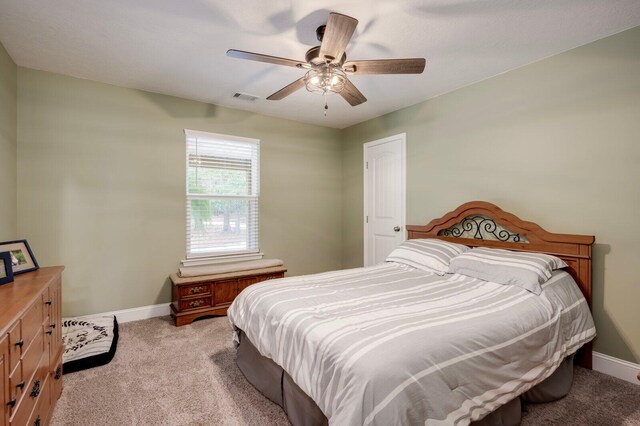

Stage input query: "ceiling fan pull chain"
[{"left": 324, "top": 93, "right": 328, "bottom": 116}]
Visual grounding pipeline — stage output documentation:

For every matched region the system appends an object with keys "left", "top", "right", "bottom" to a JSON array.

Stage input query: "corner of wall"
[
  {"left": 0, "top": 40, "right": 18, "bottom": 240},
  {"left": 339, "top": 127, "right": 347, "bottom": 270}
]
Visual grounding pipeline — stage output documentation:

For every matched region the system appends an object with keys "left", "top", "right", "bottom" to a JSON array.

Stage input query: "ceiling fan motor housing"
[
  {"left": 316, "top": 25, "right": 326, "bottom": 42},
  {"left": 305, "top": 45, "right": 347, "bottom": 66},
  {"left": 306, "top": 25, "right": 347, "bottom": 66}
]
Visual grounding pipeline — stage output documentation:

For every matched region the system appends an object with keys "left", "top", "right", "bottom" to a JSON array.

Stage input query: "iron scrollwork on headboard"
[{"left": 438, "top": 215, "right": 528, "bottom": 243}]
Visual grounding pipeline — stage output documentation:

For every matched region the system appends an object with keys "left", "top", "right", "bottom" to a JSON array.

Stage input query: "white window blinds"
[{"left": 185, "top": 130, "right": 260, "bottom": 258}]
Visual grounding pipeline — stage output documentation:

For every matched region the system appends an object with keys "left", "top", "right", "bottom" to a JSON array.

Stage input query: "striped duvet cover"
[{"left": 228, "top": 263, "right": 595, "bottom": 426}]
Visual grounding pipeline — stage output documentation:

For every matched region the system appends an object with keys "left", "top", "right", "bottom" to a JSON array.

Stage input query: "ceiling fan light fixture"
[{"left": 303, "top": 65, "right": 346, "bottom": 95}]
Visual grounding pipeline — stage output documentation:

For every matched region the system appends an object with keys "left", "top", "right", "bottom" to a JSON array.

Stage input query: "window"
[{"left": 185, "top": 130, "right": 260, "bottom": 259}]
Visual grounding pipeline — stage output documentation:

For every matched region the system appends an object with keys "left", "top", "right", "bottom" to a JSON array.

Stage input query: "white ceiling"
[{"left": 1, "top": 0, "right": 639, "bottom": 129}]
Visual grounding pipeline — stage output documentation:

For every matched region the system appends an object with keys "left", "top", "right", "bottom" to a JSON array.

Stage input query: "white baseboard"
[
  {"left": 593, "top": 351, "right": 640, "bottom": 385},
  {"left": 99, "top": 303, "right": 171, "bottom": 324}
]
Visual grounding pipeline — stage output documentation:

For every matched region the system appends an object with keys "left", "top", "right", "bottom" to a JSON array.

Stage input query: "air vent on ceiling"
[{"left": 233, "top": 92, "right": 260, "bottom": 102}]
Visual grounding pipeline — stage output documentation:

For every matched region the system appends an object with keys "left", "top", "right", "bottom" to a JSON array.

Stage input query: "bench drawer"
[
  {"left": 179, "top": 296, "right": 212, "bottom": 311},
  {"left": 178, "top": 283, "right": 211, "bottom": 299}
]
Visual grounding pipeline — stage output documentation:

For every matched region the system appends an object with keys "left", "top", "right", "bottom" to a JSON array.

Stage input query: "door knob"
[{"left": 394, "top": 226, "right": 401, "bottom": 232}]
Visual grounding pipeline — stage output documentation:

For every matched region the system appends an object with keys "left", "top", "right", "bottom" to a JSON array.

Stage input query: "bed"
[{"left": 228, "top": 201, "right": 596, "bottom": 425}]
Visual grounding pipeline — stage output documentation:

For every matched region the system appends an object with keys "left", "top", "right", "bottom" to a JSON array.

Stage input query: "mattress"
[{"left": 228, "top": 263, "right": 595, "bottom": 425}]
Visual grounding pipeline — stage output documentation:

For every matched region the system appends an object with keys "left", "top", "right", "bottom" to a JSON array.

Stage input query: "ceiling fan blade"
[
  {"left": 340, "top": 79, "right": 367, "bottom": 106},
  {"left": 343, "top": 58, "right": 426, "bottom": 75},
  {"left": 319, "top": 13, "right": 358, "bottom": 63},
  {"left": 266, "top": 78, "right": 306, "bottom": 100},
  {"left": 227, "top": 49, "right": 305, "bottom": 68}
]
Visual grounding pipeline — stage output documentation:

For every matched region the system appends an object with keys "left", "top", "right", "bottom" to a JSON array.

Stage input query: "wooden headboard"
[{"left": 407, "top": 201, "right": 595, "bottom": 368}]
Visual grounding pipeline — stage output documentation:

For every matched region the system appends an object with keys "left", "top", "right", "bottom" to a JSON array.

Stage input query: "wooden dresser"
[
  {"left": 1, "top": 267, "right": 64, "bottom": 426},
  {"left": 170, "top": 266, "right": 286, "bottom": 326}
]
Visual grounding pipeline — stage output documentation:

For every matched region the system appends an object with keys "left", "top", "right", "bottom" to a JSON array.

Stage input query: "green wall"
[
  {"left": 342, "top": 26, "right": 640, "bottom": 363},
  {"left": 9, "top": 26, "right": 640, "bottom": 363},
  {"left": 0, "top": 41, "right": 17, "bottom": 240},
  {"left": 17, "top": 68, "right": 342, "bottom": 316}
]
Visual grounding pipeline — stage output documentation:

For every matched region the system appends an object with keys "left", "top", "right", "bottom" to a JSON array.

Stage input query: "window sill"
[{"left": 181, "top": 252, "right": 264, "bottom": 267}]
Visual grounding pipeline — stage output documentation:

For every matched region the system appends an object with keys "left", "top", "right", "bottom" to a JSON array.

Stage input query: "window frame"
[{"left": 183, "top": 129, "right": 262, "bottom": 264}]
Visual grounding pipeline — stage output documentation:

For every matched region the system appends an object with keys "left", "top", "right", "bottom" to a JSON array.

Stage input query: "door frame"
[{"left": 363, "top": 133, "right": 407, "bottom": 266}]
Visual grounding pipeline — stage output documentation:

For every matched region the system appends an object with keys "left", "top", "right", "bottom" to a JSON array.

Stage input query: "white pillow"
[
  {"left": 448, "top": 247, "right": 567, "bottom": 294},
  {"left": 386, "top": 239, "right": 470, "bottom": 275}
]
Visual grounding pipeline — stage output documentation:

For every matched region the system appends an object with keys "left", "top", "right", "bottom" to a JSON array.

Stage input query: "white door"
[{"left": 364, "top": 134, "right": 406, "bottom": 266}]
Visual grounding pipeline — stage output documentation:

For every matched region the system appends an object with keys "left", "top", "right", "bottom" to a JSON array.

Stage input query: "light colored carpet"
[{"left": 51, "top": 316, "right": 640, "bottom": 426}]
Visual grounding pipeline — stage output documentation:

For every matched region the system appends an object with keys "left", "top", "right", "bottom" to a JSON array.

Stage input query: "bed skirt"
[{"left": 236, "top": 331, "right": 574, "bottom": 426}]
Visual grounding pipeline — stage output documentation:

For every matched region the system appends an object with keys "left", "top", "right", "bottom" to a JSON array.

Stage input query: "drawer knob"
[
  {"left": 189, "top": 300, "right": 204, "bottom": 308},
  {"left": 15, "top": 339, "right": 24, "bottom": 348},
  {"left": 46, "top": 330, "right": 53, "bottom": 335},
  {"left": 45, "top": 300, "right": 52, "bottom": 305},
  {"left": 189, "top": 286, "right": 205, "bottom": 294},
  {"left": 34, "top": 415, "right": 41, "bottom": 426},
  {"left": 50, "top": 323, "right": 56, "bottom": 328},
  {"left": 16, "top": 381, "right": 25, "bottom": 389},
  {"left": 6, "top": 397, "right": 16, "bottom": 407},
  {"left": 55, "top": 366, "right": 62, "bottom": 380},
  {"left": 30, "top": 379, "right": 41, "bottom": 398}
]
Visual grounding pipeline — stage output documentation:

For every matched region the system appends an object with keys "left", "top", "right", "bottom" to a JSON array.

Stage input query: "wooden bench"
[{"left": 170, "top": 265, "right": 286, "bottom": 326}]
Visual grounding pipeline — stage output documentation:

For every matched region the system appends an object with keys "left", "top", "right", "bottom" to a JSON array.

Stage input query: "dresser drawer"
[
  {"left": 21, "top": 328, "right": 44, "bottom": 392},
  {"left": 48, "top": 278, "right": 63, "bottom": 360},
  {"left": 1, "top": 335, "right": 8, "bottom": 426},
  {"left": 27, "top": 375, "right": 50, "bottom": 426},
  {"left": 178, "top": 283, "right": 211, "bottom": 299},
  {"left": 41, "top": 287, "right": 52, "bottom": 322},
  {"left": 7, "top": 322, "right": 22, "bottom": 375},
  {"left": 8, "top": 365, "right": 24, "bottom": 416},
  {"left": 50, "top": 354, "right": 63, "bottom": 403},
  {"left": 178, "top": 296, "right": 212, "bottom": 311},
  {"left": 21, "top": 301, "right": 44, "bottom": 352},
  {"left": 10, "top": 352, "right": 48, "bottom": 426}
]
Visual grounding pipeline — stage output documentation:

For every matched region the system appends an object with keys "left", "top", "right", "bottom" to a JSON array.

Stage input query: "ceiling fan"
[{"left": 227, "top": 12, "right": 426, "bottom": 108}]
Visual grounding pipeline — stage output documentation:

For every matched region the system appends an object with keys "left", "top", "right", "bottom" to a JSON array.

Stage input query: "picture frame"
[
  {"left": 0, "top": 240, "right": 39, "bottom": 275},
  {"left": 0, "top": 252, "right": 14, "bottom": 285}
]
